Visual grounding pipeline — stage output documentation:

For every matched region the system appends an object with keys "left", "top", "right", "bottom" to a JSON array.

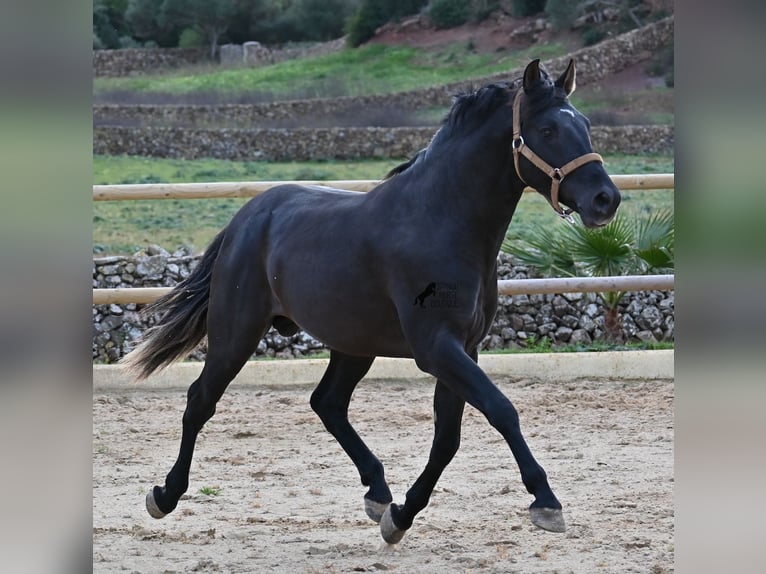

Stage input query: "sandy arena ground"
[{"left": 93, "top": 376, "right": 673, "bottom": 573}]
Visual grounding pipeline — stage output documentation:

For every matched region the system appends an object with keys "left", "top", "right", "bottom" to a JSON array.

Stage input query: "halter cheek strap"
[{"left": 511, "top": 90, "right": 603, "bottom": 219}]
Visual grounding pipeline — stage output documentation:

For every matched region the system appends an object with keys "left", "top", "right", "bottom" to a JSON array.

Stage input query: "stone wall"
[
  {"left": 92, "top": 124, "right": 673, "bottom": 161},
  {"left": 94, "top": 16, "right": 673, "bottom": 123},
  {"left": 92, "top": 17, "right": 673, "bottom": 159},
  {"left": 93, "top": 249, "right": 674, "bottom": 364},
  {"left": 94, "top": 38, "right": 346, "bottom": 78},
  {"left": 93, "top": 48, "right": 209, "bottom": 77}
]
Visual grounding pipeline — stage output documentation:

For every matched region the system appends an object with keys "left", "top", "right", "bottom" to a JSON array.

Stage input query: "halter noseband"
[{"left": 511, "top": 89, "right": 603, "bottom": 221}]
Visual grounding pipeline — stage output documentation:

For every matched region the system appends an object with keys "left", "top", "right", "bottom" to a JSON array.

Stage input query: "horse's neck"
[{"left": 405, "top": 144, "right": 525, "bottom": 248}]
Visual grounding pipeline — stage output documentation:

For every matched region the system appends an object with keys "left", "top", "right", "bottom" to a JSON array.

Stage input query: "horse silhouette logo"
[{"left": 414, "top": 282, "right": 437, "bottom": 308}]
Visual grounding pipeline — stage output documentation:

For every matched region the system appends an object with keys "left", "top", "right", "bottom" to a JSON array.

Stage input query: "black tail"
[{"left": 121, "top": 229, "right": 226, "bottom": 380}]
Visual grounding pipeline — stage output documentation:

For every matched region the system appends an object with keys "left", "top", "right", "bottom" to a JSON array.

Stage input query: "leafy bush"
[
  {"left": 472, "top": 0, "right": 500, "bottom": 22},
  {"left": 290, "top": 0, "right": 356, "bottom": 41},
  {"left": 346, "top": 0, "right": 428, "bottom": 47},
  {"left": 510, "top": 0, "right": 546, "bottom": 17},
  {"left": 503, "top": 210, "right": 674, "bottom": 342},
  {"left": 118, "top": 35, "right": 142, "bottom": 48},
  {"left": 581, "top": 25, "right": 606, "bottom": 46},
  {"left": 178, "top": 28, "right": 205, "bottom": 48},
  {"left": 429, "top": 0, "right": 471, "bottom": 29}
]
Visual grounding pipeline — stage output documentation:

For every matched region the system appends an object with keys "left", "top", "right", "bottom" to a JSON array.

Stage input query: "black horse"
[{"left": 124, "top": 59, "right": 620, "bottom": 543}]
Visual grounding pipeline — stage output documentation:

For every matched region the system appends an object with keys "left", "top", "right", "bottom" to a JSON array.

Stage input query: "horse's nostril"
[{"left": 594, "top": 191, "right": 611, "bottom": 210}]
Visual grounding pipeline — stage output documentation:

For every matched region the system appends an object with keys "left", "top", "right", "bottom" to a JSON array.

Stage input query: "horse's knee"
[
  {"left": 482, "top": 394, "right": 520, "bottom": 432},
  {"left": 309, "top": 387, "right": 326, "bottom": 416}
]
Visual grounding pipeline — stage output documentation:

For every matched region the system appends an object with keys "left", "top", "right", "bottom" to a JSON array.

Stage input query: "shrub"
[
  {"left": 472, "top": 0, "right": 500, "bottom": 22},
  {"left": 429, "top": 0, "right": 471, "bottom": 29},
  {"left": 502, "top": 210, "right": 674, "bottom": 342},
  {"left": 581, "top": 25, "right": 606, "bottom": 46},
  {"left": 118, "top": 35, "right": 142, "bottom": 48},
  {"left": 178, "top": 27, "right": 205, "bottom": 48},
  {"left": 346, "top": 0, "right": 428, "bottom": 47},
  {"left": 289, "top": 0, "right": 355, "bottom": 41},
  {"left": 510, "top": 0, "right": 546, "bottom": 17}
]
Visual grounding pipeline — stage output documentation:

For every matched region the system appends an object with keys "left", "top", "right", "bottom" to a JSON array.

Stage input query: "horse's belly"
[{"left": 286, "top": 295, "right": 412, "bottom": 358}]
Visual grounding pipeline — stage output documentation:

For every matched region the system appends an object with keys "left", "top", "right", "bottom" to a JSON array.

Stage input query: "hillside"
[
  {"left": 366, "top": 11, "right": 673, "bottom": 126},
  {"left": 94, "top": 13, "right": 673, "bottom": 131}
]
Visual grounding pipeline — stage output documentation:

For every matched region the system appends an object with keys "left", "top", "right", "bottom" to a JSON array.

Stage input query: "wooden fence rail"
[
  {"left": 93, "top": 173, "right": 674, "bottom": 305},
  {"left": 93, "top": 173, "right": 674, "bottom": 201},
  {"left": 92, "top": 275, "right": 674, "bottom": 305}
]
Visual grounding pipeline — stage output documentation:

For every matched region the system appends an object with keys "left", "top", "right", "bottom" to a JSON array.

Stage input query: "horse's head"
[{"left": 513, "top": 59, "right": 620, "bottom": 228}]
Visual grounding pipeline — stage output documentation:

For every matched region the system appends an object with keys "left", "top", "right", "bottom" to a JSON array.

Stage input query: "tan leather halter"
[{"left": 511, "top": 89, "right": 603, "bottom": 220}]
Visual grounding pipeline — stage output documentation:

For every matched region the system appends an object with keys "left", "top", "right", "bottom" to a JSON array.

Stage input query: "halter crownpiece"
[{"left": 511, "top": 89, "right": 603, "bottom": 221}]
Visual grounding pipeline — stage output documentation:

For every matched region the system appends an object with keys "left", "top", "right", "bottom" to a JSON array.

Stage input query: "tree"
[
  {"left": 94, "top": 0, "right": 121, "bottom": 49},
  {"left": 502, "top": 210, "right": 674, "bottom": 343},
  {"left": 125, "top": 0, "right": 163, "bottom": 42},
  {"left": 160, "top": 0, "right": 236, "bottom": 58},
  {"left": 288, "top": 0, "right": 357, "bottom": 41}
]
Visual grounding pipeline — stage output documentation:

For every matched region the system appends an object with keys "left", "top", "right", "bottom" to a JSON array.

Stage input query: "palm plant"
[{"left": 502, "top": 210, "right": 674, "bottom": 342}]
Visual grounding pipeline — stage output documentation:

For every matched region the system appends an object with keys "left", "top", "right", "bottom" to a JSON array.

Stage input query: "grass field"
[
  {"left": 93, "top": 42, "right": 568, "bottom": 103},
  {"left": 93, "top": 153, "right": 674, "bottom": 256}
]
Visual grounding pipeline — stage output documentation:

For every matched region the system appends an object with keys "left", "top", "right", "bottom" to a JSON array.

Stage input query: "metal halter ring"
[{"left": 511, "top": 136, "right": 524, "bottom": 150}]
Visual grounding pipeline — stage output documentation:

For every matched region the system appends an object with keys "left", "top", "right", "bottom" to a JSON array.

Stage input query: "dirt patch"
[
  {"left": 370, "top": 15, "right": 671, "bottom": 124},
  {"left": 93, "top": 377, "right": 673, "bottom": 573},
  {"left": 369, "top": 13, "right": 584, "bottom": 55}
]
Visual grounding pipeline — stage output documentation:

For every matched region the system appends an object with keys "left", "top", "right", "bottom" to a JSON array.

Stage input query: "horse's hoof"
[
  {"left": 364, "top": 497, "right": 388, "bottom": 524},
  {"left": 379, "top": 505, "right": 406, "bottom": 544},
  {"left": 529, "top": 507, "right": 566, "bottom": 532},
  {"left": 146, "top": 488, "right": 167, "bottom": 519}
]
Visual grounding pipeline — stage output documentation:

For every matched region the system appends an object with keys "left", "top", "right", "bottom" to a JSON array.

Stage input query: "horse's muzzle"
[{"left": 581, "top": 184, "right": 621, "bottom": 228}]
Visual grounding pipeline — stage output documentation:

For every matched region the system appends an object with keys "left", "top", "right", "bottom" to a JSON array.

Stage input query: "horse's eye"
[{"left": 541, "top": 127, "right": 555, "bottom": 140}]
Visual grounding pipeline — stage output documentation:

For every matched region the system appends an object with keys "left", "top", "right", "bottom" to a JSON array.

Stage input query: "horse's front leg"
[
  {"left": 380, "top": 379, "right": 465, "bottom": 544},
  {"left": 383, "top": 331, "right": 564, "bottom": 543}
]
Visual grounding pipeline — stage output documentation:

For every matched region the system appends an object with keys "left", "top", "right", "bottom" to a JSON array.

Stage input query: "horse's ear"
[
  {"left": 555, "top": 59, "right": 576, "bottom": 96},
  {"left": 523, "top": 59, "right": 542, "bottom": 93}
]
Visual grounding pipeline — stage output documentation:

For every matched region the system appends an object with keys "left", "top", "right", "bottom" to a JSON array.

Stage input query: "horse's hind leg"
[
  {"left": 309, "top": 351, "right": 392, "bottom": 522},
  {"left": 380, "top": 379, "right": 465, "bottom": 544},
  {"left": 146, "top": 275, "right": 270, "bottom": 518}
]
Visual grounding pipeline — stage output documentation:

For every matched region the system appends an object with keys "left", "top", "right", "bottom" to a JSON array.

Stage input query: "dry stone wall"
[
  {"left": 94, "top": 39, "right": 346, "bottom": 77},
  {"left": 93, "top": 17, "right": 673, "bottom": 159},
  {"left": 93, "top": 249, "right": 673, "bottom": 364},
  {"left": 93, "top": 48, "right": 208, "bottom": 77},
  {"left": 93, "top": 17, "right": 673, "bottom": 125},
  {"left": 93, "top": 124, "right": 673, "bottom": 161}
]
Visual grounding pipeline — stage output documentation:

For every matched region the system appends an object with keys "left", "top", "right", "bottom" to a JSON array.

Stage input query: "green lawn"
[
  {"left": 94, "top": 42, "right": 568, "bottom": 102},
  {"left": 93, "top": 154, "right": 674, "bottom": 256}
]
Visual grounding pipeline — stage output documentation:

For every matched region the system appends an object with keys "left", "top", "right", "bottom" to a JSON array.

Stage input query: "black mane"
[
  {"left": 445, "top": 82, "right": 512, "bottom": 128},
  {"left": 383, "top": 82, "right": 513, "bottom": 181},
  {"left": 382, "top": 72, "right": 568, "bottom": 182}
]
